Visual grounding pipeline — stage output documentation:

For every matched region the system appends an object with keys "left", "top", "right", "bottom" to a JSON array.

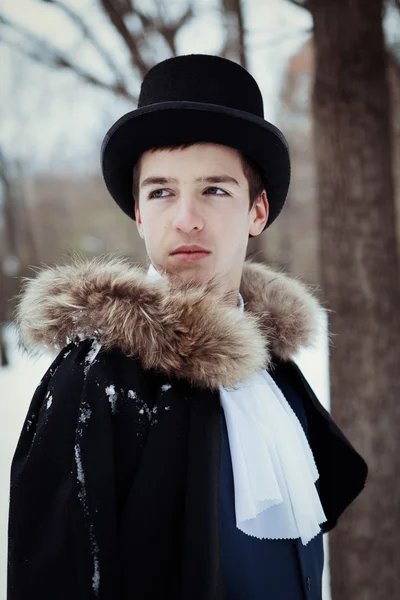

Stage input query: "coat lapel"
[{"left": 273, "top": 356, "right": 368, "bottom": 532}]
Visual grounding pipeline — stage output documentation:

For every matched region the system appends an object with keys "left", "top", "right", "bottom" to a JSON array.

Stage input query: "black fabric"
[
  {"left": 180, "top": 385, "right": 224, "bottom": 600},
  {"left": 7, "top": 342, "right": 121, "bottom": 599},
  {"left": 100, "top": 54, "right": 291, "bottom": 232},
  {"left": 274, "top": 357, "right": 369, "bottom": 533},
  {"left": 7, "top": 340, "right": 367, "bottom": 599}
]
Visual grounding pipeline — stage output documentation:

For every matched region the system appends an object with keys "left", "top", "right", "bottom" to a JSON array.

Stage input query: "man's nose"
[{"left": 172, "top": 197, "right": 204, "bottom": 233}]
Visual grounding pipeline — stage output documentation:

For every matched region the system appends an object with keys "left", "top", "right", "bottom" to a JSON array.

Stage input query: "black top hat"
[{"left": 101, "top": 54, "right": 290, "bottom": 232}]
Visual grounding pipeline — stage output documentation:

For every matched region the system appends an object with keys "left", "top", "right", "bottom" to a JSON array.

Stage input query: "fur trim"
[{"left": 14, "top": 255, "right": 323, "bottom": 389}]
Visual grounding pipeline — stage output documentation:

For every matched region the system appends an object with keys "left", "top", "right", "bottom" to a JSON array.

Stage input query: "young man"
[{"left": 8, "top": 54, "right": 368, "bottom": 600}]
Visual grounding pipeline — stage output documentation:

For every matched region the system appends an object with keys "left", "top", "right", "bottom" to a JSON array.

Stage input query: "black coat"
[{"left": 7, "top": 257, "right": 368, "bottom": 599}]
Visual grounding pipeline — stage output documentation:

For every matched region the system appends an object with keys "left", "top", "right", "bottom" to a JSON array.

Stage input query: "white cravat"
[{"left": 146, "top": 263, "right": 327, "bottom": 545}]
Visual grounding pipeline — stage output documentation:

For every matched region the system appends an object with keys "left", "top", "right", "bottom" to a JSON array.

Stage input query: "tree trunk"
[
  {"left": 310, "top": 0, "right": 400, "bottom": 598},
  {"left": 222, "top": 0, "right": 248, "bottom": 69},
  {"left": 0, "top": 265, "right": 9, "bottom": 367},
  {"left": 220, "top": 0, "right": 267, "bottom": 262}
]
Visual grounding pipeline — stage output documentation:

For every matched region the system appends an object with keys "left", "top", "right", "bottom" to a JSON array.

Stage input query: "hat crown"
[{"left": 138, "top": 54, "right": 264, "bottom": 118}]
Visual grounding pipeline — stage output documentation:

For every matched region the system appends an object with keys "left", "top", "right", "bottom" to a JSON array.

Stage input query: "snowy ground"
[{"left": 1, "top": 317, "right": 331, "bottom": 599}]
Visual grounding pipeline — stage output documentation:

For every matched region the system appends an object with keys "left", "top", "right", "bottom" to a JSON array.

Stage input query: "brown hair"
[{"left": 132, "top": 142, "right": 265, "bottom": 213}]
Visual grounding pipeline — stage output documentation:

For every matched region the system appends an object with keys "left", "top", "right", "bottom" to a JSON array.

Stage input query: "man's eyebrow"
[
  {"left": 196, "top": 175, "right": 240, "bottom": 186},
  {"left": 140, "top": 176, "right": 178, "bottom": 188},
  {"left": 140, "top": 175, "right": 240, "bottom": 188}
]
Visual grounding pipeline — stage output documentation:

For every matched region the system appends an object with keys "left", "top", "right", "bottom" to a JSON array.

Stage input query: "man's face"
[{"left": 135, "top": 142, "right": 268, "bottom": 299}]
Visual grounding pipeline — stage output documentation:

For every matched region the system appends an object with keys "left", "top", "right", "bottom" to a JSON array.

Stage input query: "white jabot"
[{"left": 146, "top": 264, "right": 327, "bottom": 545}]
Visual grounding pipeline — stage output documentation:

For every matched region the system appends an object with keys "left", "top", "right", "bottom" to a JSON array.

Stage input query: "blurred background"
[{"left": 1, "top": 0, "right": 399, "bottom": 599}]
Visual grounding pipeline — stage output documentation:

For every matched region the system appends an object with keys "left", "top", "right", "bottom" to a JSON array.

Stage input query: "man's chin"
[
  {"left": 169, "top": 269, "right": 208, "bottom": 287},
  {"left": 163, "top": 261, "right": 212, "bottom": 287},
  {"left": 152, "top": 256, "right": 224, "bottom": 291}
]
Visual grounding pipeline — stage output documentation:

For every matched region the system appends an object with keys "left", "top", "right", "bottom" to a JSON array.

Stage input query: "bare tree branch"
[
  {"left": 128, "top": 1, "right": 194, "bottom": 59},
  {"left": 158, "top": 5, "right": 194, "bottom": 54},
  {"left": 100, "top": 0, "right": 151, "bottom": 77},
  {"left": 0, "top": 13, "right": 136, "bottom": 101},
  {"left": 220, "top": 0, "right": 248, "bottom": 69},
  {"left": 39, "top": 0, "right": 128, "bottom": 88},
  {"left": 236, "top": 0, "right": 247, "bottom": 68},
  {"left": 0, "top": 148, "right": 18, "bottom": 257},
  {"left": 1, "top": 1, "right": 195, "bottom": 101},
  {"left": 169, "top": 4, "right": 194, "bottom": 31}
]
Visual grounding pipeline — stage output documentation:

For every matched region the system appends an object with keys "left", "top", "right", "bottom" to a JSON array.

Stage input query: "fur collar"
[{"left": 15, "top": 255, "right": 323, "bottom": 389}]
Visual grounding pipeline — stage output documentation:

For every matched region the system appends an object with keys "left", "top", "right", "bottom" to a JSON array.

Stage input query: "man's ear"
[
  {"left": 135, "top": 201, "right": 144, "bottom": 239},
  {"left": 249, "top": 190, "right": 269, "bottom": 237}
]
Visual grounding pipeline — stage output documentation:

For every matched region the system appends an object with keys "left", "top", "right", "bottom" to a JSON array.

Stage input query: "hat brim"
[{"left": 101, "top": 101, "right": 290, "bottom": 231}]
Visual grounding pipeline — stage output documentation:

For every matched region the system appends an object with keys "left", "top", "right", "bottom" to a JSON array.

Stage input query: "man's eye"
[
  {"left": 206, "top": 187, "right": 227, "bottom": 195},
  {"left": 148, "top": 189, "right": 169, "bottom": 198}
]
